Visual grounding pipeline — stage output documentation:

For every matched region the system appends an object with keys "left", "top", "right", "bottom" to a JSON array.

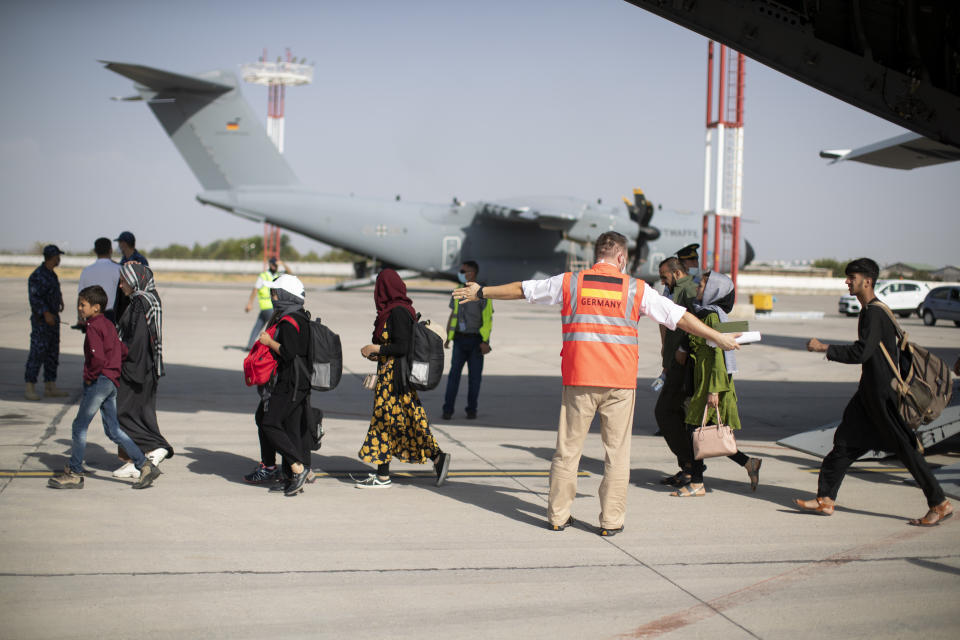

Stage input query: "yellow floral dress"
[{"left": 358, "top": 329, "right": 440, "bottom": 464}]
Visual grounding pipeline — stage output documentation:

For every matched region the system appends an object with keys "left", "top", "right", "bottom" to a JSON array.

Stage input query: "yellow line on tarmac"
[
  {"left": 313, "top": 470, "right": 590, "bottom": 478},
  {"left": 804, "top": 467, "right": 908, "bottom": 474},
  {"left": 0, "top": 471, "right": 56, "bottom": 477}
]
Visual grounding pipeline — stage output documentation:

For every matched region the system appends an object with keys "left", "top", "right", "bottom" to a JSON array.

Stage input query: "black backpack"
[
  {"left": 405, "top": 314, "right": 445, "bottom": 391},
  {"left": 296, "top": 317, "right": 343, "bottom": 392}
]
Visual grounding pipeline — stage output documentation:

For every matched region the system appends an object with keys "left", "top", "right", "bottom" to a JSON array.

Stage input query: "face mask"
[
  {"left": 687, "top": 267, "right": 700, "bottom": 278},
  {"left": 457, "top": 272, "right": 467, "bottom": 284}
]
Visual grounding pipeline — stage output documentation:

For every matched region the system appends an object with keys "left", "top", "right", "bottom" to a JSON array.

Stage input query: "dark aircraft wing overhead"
[
  {"left": 623, "top": 1, "right": 960, "bottom": 149},
  {"left": 820, "top": 132, "right": 960, "bottom": 170}
]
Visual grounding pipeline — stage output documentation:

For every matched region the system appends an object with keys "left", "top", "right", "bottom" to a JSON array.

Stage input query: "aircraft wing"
[
  {"left": 474, "top": 197, "right": 585, "bottom": 231},
  {"left": 820, "top": 133, "right": 960, "bottom": 170},
  {"left": 100, "top": 61, "right": 232, "bottom": 94}
]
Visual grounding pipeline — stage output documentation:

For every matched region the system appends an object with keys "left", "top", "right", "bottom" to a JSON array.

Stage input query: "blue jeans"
[
  {"left": 247, "top": 308, "right": 274, "bottom": 350},
  {"left": 69, "top": 375, "right": 146, "bottom": 474},
  {"left": 443, "top": 334, "right": 484, "bottom": 415}
]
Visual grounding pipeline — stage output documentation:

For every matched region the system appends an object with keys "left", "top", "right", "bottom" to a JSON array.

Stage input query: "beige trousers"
[{"left": 548, "top": 385, "right": 636, "bottom": 529}]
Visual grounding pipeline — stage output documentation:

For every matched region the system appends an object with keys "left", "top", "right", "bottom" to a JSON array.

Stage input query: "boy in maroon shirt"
[{"left": 48, "top": 286, "right": 161, "bottom": 489}]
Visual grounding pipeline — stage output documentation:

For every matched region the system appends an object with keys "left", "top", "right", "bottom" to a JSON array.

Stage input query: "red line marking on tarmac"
[{"left": 616, "top": 519, "right": 954, "bottom": 639}]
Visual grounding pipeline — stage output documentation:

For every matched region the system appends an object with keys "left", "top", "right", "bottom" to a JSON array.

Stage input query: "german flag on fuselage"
[{"left": 581, "top": 274, "right": 624, "bottom": 300}]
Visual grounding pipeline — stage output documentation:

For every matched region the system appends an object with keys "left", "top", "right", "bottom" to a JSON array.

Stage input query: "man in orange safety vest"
[{"left": 453, "top": 232, "right": 740, "bottom": 536}]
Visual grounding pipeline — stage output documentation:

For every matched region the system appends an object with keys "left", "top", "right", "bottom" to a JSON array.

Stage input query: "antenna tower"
[
  {"left": 702, "top": 41, "right": 745, "bottom": 296},
  {"left": 241, "top": 49, "right": 314, "bottom": 263}
]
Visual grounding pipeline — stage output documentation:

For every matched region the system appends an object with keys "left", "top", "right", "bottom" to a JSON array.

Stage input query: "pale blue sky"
[{"left": 1, "top": 0, "right": 957, "bottom": 266}]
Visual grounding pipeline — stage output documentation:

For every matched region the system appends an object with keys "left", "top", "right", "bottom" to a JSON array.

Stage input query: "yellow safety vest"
[{"left": 257, "top": 270, "right": 276, "bottom": 310}]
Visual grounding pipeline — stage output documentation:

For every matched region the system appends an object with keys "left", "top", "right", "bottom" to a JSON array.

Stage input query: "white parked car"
[{"left": 838, "top": 280, "right": 930, "bottom": 317}]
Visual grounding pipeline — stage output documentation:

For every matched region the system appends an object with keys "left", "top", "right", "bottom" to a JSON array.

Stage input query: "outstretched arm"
[
  {"left": 675, "top": 312, "right": 740, "bottom": 352},
  {"left": 454, "top": 281, "right": 524, "bottom": 302}
]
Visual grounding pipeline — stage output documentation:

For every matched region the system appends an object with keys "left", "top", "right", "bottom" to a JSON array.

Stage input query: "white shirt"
[
  {"left": 255, "top": 269, "right": 283, "bottom": 289},
  {"left": 78, "top": 258, "right": 121, "bottom": 311},
  {"left": 521, "top": 272, "right": 687, "bottom": 330}
]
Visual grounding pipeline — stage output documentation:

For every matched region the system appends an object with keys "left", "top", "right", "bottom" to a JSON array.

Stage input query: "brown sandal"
[
  {"left": 794, "top": 496, "right": 834, "bottom": 516},
  {"left": 908, "top": 500, "right": 953, "bottom": 527},
  {"left": 671, "top": 483, "right": 706, "bottom": 497},
  {"left": 744, "top": 458, "right": 762, "bottom": 492}
]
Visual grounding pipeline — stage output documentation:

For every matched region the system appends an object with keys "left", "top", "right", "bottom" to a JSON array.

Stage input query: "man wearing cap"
[
  {"left": 654, "top": 257, "right": 699, "bottom": 484},
  {"left": 116, "top": 231, "right": 149, "bottom": 267},
  {"left": 676, "top": 243, "right": 701, "bottom": 282},
  {"left": 245, "top": 257, "right": 290, "bottom": 351},
  {"left": 25, "top": 245, "right": 68, "bottom": 400},
  {"left": 113, "top": 232, "right": 148, "bottom": 325},
  {"left": 77, "top": 238, "right": 121, "bottom": 324}
]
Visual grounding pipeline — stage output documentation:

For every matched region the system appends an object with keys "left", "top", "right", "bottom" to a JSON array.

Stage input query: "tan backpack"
[{"left": 872, "top": 301, "right": 954, "bottom": 430}]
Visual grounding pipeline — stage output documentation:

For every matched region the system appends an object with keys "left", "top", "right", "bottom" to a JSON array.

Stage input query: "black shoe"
[
  {"left": 269, "top": 480, "right": 292, "bottom": 493},
  {"left": 549, "top": 516, "right": 575, "bottom": 531},
  {"left": 466, "top": 411, "right": 477, "bottom": 419},
  {"left": 653, "top": 429, "right": 662, "bottom": 436},
  {"left": 284, "top": 467, "right": 309, "bottom": 496},
  {"left": 599, "top": 525, "right": 624, "bottom": 537},
  {"left": 434, "top": 452, "right": 451, "bottom": 487},
  {"left": 442, "top": 412, "right": 452, "bottom": 420}
]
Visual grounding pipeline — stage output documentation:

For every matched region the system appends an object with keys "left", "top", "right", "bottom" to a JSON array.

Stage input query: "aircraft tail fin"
[{"left": 102, "top": 61, "right": 298, "bottom": 190}]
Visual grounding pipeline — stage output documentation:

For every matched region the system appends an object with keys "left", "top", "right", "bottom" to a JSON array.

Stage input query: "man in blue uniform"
[
  {"left": 116, "top": 231, "right": 149, "bottom": 266},
  {"left": 114, "top": 231, "right": 148, "bottom": 322},
  {"left": 25, "top": 245, "right": 68, "bottom": 400}
]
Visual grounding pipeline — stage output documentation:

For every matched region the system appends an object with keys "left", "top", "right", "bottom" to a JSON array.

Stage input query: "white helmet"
[{"left": 268, "top": 273, "right": 305, "bottom": 298}]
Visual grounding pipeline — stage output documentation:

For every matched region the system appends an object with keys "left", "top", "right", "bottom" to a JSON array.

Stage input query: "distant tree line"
[{"left": 812, "top": 258, "right": 847, "bottom": 277}]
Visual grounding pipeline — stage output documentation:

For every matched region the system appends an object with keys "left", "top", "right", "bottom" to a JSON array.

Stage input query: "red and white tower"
[
  {"left": 241, "top": 49, "right": 314, "bottom": 262},
  {"left": 702, "top": 42, "right": 746, "bottom": 293}
]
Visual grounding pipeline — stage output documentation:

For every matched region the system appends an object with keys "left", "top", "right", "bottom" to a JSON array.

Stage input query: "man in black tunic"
[{"left": 796, "top": 258, "right": 952, "bottom": 526}]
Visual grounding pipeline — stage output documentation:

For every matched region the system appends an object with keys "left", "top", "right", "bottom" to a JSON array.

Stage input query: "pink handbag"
[{"left": 692, "top": 406, "right": 737, "bottom": 460}]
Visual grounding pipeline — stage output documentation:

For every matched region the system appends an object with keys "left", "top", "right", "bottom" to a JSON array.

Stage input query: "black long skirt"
[{"left": 117, "top": 376, "right": 173, "bottom": 458}]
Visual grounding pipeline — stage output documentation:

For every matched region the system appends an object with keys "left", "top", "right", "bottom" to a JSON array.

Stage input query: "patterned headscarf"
[
  {"left": 119, "top": 262, "right": 164, "bottom": 377},
  {"left": 691, "top": 271, "right": 737, "bottom": 375}
]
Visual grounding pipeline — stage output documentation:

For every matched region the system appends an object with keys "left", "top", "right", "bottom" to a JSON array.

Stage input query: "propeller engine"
[{"left": 622, "top": 188, "right": 661, "bottom": 274}]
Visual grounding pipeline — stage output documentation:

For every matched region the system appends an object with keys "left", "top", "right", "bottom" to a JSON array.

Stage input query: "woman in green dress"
[
  {"left": 671, "top": 271, "right": 761, "bottom": 497},
  {"left": 355, "top": 269, "right": 452, "bottom": 489}
]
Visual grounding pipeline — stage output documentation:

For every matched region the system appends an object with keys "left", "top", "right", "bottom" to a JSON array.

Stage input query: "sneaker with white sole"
[
  {"left": 146, "top": 448, "right": 168, "bottom": 467},
  {"left": 354, "top": 474, "right": 391, "bottom": 489},
  {"left": 434, "top": 452, "right": 451, "bottom": 487},
  {"left": 112, "top": 462, "right": 140, "bottom": 479}
]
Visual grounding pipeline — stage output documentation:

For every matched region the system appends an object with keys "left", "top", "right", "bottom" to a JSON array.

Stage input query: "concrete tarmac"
[{"left": 1, "top": 279, "right": 958, "bottom": 639}]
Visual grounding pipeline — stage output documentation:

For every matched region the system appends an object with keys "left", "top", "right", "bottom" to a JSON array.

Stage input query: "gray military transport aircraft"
[{"left": 103, "top": 61, "right": 753, "bottom": 285}]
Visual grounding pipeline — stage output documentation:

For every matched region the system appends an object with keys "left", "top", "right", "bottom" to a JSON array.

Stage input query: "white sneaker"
[
  {"left": 113, "top": 462, "right": 140, "bottom": 479},
  {"left": 146, "top": 448, "right": 168, "bottom": 467},
  {"left": 354, "top": 473, "right": 391, "bottom": 489}
]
